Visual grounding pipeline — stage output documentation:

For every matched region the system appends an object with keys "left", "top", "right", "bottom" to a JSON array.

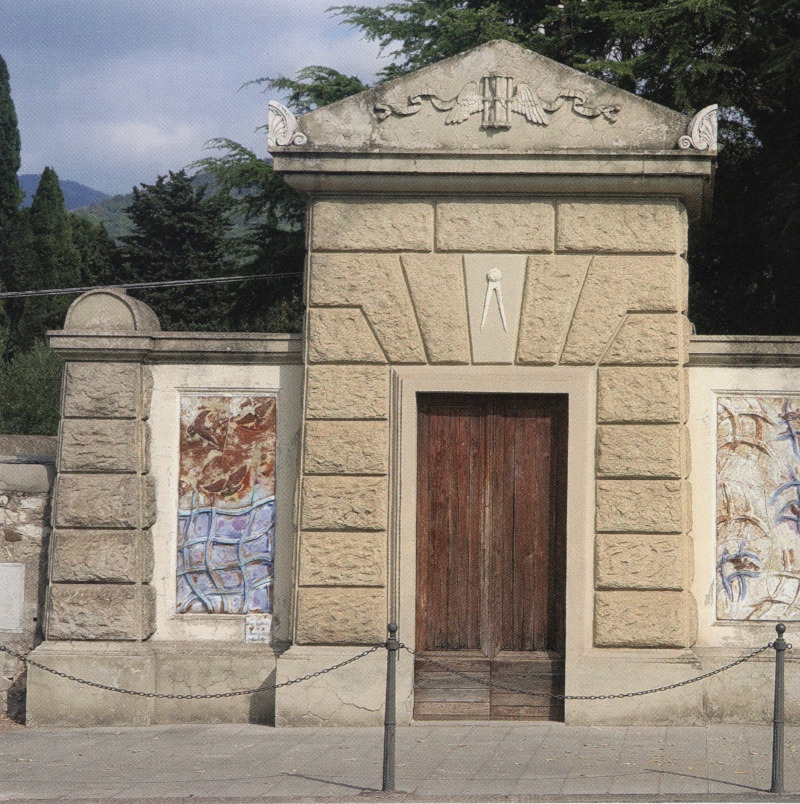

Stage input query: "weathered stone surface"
[
  {"left": 595, "top": 533, "right": 684, "bottom": 590},
  {"left": 596, "top": 424, "right": 681, "bottom": 478},
  {"left": 296, "top": 587, "right": 385, "bottom": 644},
  {"left": 594, "top": 590, "right": 687, "bottom": 647},
  {"left": 64, "top": 289, "right": 161, "bottom": 332},
  {"left": 307, "top": 308, "right": 386, "bottom": 364},
  {"left": 311, "top": 254, "right": 425, "bottom": 363},
  {"left": 597, "top": 367, "right": 682, "bottom": 423},
  {"left": 51, "top": 529, "right": 139, "bottom": 583},
  {"left": 596, "top": 479, "right": 683, "bottom": 533},
  {"left": 561, "top": 256, "right": 681, "bottom": 365},
  {"left": 311, "top": 200, "right": 433, "bottom": 251},
  {"left": 55, "top": 474, "right": 142, "bottom": 528},
  {"left": 401, "top": 254, "right": 470, "bottom": 364},
  {"left": 304, "top": 421, "right": 388, "bottom": 475},
  {"left": 299, "top": 531, "right": 386, "bottom": 586},
  {"left": 301, "top": 476, "right": 387, "bottom": 531},
  {"left": 59, "top": 419, "right": 140, "bottom": 473},
  {"left": 63, "top": 363, "right": 141, "bottom": 418},
  {"left": 557, "top": 200, "right": 681, "bottom": 253},
  {"left": 47, "top": 584, "right": 155, "bottom": 640},
  {"left": 306, "top": 366, "right": 388, "bottom": 419},
  {"left": 435, "top": 201, "right": 554, "bottom": 252},
  {"left": 516, "top": 255, "right": 589, "bottom": 364},
  {"left": 602, "top": 313, "right": 681, "bottom": 365}
]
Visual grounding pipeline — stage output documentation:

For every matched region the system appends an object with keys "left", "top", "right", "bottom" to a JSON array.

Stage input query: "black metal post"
[
  {"left": 771, "top": 622, "right": 787, "bottom": 795},
  {"left": 382, "top": 622, "right": 399, "bottom": 793}
]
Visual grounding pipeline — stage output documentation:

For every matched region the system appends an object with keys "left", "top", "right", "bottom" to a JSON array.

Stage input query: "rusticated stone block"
[
  {"left": 602, "top": 313, "right": 681, "bottom": 365},
  {"left": 311, "top": 200, "right": 433, "bottom": 251},
  {"left": 306, "top": 366, "right": 388, "bottom": 419},
  {"left": 307, "top": 308, "right": 386, "bottom": 364},
  {"left": 301, "top": 476, "right": 387, "bottom": 531},
  {"left": 311, "top": 254, "right": 425, "bottom": 364},
  {"left": 516, "top": 255, "right": 589, "bottom": 364},
  {"left": 47, "top": 584, "right": 155, "bottom": 640},
  {"left": 435, "top": 201, "right": 554, "bottom": 252},
  {"left": 51, "top": 529, "right": 139, "bottom": 583},
  {"left": 55, "top": 474, "right": 142, "bottom": 528},
  {"left": 594, "top": 590, "right": 687, "bottom": 647},
  {"left": 63, "top": 363, "right": 141, "bottom": 418},
  {"left": 60, "top": 419, "right": 140, "bottom": 473},
  {"left": 595, "top": 533, "right": 684, "bottom": 590},
  {"left": 299, "top": 531, "right": 386, "bottom": 585},
  {"left": 401, "top": 254, "right": 470, "bottom": 364},
  {"left": 597, "top": 367, "right": 682, "bottom": 423},
  {"left": 561, "top": 256, "right": 681, "bottom": 365},
  {"left": 596, "top": 479, "right": 683, "bottom": 533},
  {"left": 304, "top": 421, "right": 388, "bottom": 475},
  {"left": 296, "top": 587, "right": 385, "bottom": 644},
  {"left": 596, "top": 425, "right": 681, "bottom": 478},
  {"left": 557, "top": 199, "right": 681, "bottom": 254}
]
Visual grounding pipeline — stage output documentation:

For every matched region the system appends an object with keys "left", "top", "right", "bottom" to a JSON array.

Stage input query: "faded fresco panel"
[
  {"left": 177, "top": 395, "right": 276, "bottom": 615},
  {"left": 717, "top": 395, "right": 800, "bottom": 620}
]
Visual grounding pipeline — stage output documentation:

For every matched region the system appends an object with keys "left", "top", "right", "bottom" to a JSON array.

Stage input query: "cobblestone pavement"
[{"left": 1, "top": 722, "right": 800, "bottom": 802}]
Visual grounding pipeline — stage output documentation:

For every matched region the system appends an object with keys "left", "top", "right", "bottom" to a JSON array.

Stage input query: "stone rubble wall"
[
  {"left": 0, "top": 436, "right": 56, "bottom": 720},
  {"left": 300, "top": 196, "right": 694, "bottom": 649}
]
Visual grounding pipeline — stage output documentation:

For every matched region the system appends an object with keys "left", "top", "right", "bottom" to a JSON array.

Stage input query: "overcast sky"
[{"left": 0, "top": 0, "right": 390, "bottom": 196}]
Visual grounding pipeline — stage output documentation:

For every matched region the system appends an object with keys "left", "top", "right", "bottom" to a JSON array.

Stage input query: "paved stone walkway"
[{"left": 1, "top": 722, "right": 799, "bottom": 802}]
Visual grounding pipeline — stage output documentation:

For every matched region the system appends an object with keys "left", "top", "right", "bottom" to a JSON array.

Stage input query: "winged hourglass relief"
[
  {"left": 716, "top": 395, "right": 800, "bottom": 620},
  {"left": 373, "top": 74, "right": 620, "bottom": 131}
]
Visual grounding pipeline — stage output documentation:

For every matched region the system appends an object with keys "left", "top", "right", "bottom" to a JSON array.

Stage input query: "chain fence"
[
  {"left": 0, "top": 625, "right": 792, "bottom": 794},
  {"left": 401, "top": 642, "right": 777, "bottom": 701},
  {"left": 0, "top": 642, "right": 381, "bottom": 700}
]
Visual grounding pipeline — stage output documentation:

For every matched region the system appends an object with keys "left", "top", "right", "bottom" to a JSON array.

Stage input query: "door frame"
[{"left": 388, "top": 366, "right": 596, "bottom": 720}]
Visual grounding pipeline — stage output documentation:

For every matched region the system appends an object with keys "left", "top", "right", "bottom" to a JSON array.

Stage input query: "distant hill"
[
  {"left": 72, "top": 193, "right": 134, "bottom": 240},
  {"left": 19, "top": 174, "right": 110, "bottom": 211}
]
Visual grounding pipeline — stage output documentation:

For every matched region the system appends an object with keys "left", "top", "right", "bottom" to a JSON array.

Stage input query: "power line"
[{"left": 0, "top": 272, "right": 304, "bottom": 300}]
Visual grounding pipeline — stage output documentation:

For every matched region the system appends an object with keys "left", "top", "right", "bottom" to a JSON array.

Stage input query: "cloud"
[{"left": 1, "top": 0, "right": 390, "bottom": 194}]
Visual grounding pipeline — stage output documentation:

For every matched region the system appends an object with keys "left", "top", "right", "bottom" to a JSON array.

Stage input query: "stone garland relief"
[
  {"left": 716, "top": 395, "right": 800, "bottom": 620},
  {"left": 176, "top": 395, "right": 276, "bottom": 616},
  {"left": 373, "top": 74, "right": 620, "bottom": 130}
]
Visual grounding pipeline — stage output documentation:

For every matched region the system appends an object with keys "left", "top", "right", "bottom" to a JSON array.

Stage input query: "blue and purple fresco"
[
  {"left": 717, "top": 395, "right": 800, "bottom": 620},
  {"left": 176, "top": 395, "right": 276, "bottom": 615}
]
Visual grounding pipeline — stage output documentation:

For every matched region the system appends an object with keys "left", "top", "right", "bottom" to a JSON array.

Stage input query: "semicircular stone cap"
[{"left": 63, "top": 289, "right": 161, "bottom": 332}]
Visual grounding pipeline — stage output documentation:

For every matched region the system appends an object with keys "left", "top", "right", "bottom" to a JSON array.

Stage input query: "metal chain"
[
  {"left": 401, "top": 642, "right": 775, "bottom": 701},
  {"left": 0, "top": 643, "right": 381, "bottom": 700}
]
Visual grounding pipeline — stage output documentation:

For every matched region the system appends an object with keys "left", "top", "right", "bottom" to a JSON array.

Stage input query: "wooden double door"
[{"left": 415, "top": 393, "right": 568, "bottom": 720}]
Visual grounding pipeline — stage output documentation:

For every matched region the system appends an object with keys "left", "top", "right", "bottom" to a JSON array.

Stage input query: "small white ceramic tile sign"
[
  {"left": 245, "top": 613, "right": 272, "bottom": 643},
  {"left": 0, "top": 564, "right": 24, "bottom": 632}
]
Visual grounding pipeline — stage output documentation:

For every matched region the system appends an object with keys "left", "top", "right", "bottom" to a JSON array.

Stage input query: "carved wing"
[
  {"left": 444, "top": 82, "right": 482, "bottom": 125},
  {"left": 267, "top": 100, "right": 307, "bottom": 147},
  {"left": 510, "top": 83, "right": 546, "bottom": 125}
]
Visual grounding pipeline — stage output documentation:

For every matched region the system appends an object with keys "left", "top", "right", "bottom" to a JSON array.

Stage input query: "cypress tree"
[
  {"left": 0, "top": 54, "right": 22, "bottom": 352},
  {"left": 12, "top": 167, "right": 82, "bottom": 350}
]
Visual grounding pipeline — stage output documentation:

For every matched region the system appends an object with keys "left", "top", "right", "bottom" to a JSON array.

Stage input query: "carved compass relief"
[{"left": 374, "top": 73, "right": 620, "bottom": 131}]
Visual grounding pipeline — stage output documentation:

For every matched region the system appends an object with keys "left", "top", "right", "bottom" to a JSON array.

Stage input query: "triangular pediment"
[{"left": 284, "top": 40, "right": 691, "bottom": 153}]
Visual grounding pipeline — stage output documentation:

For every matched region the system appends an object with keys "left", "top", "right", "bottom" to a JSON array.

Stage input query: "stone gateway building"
[{"left": 21, "top": 41, "right": 800, "bottom": 726}]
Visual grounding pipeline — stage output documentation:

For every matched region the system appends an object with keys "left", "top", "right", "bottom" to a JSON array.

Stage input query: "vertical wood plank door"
[{"left": 414, "top": 393, "right": 568, "bottom": 721}]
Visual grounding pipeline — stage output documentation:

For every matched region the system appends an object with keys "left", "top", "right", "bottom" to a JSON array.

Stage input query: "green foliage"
[
  {"left": 120, "top": 169, "right": 237, "bottom": 331},
  {"left": 0, "top": 340, "right": 62, "bottom": 436},
  {"left": 70, "top": 214, "right": 121, "bottom": 287},
  {"left": 249, "top": 66, "right": 369, "bottom": 115},
  {"left": 72, "top": 193, "right": 134, "bottom": 240},
  {"left": 9, "top": 167, "right": 83, "bottom": 351},
  {"left": 0, "top": 54, "right": 22, "bottom": 223}
]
